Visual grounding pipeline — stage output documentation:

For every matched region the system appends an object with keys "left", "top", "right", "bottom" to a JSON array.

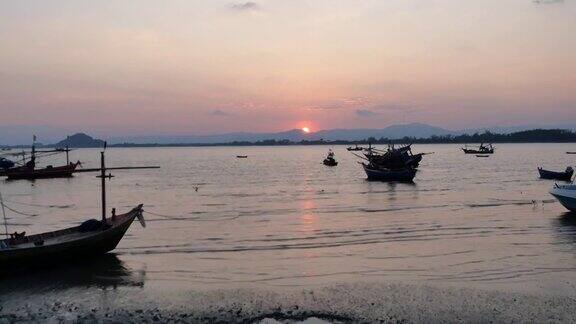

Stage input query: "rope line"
[{"left": 1, "top": 204, "right": 39, "bottom": 217}]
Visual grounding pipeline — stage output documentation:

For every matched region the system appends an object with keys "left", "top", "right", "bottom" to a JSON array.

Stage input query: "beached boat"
[
  {"left": 323, "top": 150, "right": 338, "bottom": 166},
  {"left": 0, "top": 205, "right": 144, "bottom": 267},
  {"left": 361, "top": 163, "right": 417, "bottom": 182},
  {"left": 538, "top": 167, "right": 574, "bottom": 181},
  {"left": 462, "top": 143, "right": 494, "bottom": 154},
  {"left": 0, "top": 150, "right": 148, "bottom": 271},
  {"left": 550, "top": 184, "right": 576, "bottom": 212}
]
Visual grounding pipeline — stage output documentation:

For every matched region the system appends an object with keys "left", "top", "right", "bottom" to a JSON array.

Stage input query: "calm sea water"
[{"left": 1, "top": 144, "right": 576, "bottom": 317}]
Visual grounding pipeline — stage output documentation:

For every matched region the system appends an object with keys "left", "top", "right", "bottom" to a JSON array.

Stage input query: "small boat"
[
  {"left": 0, "top": 151, "right": 147, "bottom": 271},
  {"left": 567, "top": 152, "right": 576, "bottom": 155},
  {"left": 550, "top": 184, "right": 576, "bottom": 212},
  {"left": 346, "top": 145, "right": 364, "bottom": 151},
  {"left": 5, "top": 162, "right": 80, "bottom": 180},
  {"left": 476, "top": 154, "right": 490, "bottom": 158},
  {"left": 538, "top": 167, "right": 574, "bottom": 181},
  {"left": 236, "top": 155, "right": 248, "bottom": 158},
  {"left": 462, "top": 143, "right": 494, "bottom": 154},
  {"left": 0, "top": 205, "right": 144, "bottom": 268},
  {"left": 323, "top": 150, "right": 338, "bottom": 166},
  {"left": 361, "top": 163, "right": 417, "bottom": 182}
]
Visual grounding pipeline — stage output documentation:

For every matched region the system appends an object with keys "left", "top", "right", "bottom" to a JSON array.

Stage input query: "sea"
[{"left": 1, "top": 144, "right": 576, "bottom": 322}]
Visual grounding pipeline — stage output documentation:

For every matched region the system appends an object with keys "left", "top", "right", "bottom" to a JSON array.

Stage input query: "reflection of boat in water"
[
  {"left": 462, "top": 143, "right": 494, "bottom": 154},
  {"left": 539, "top": 167, "right": 573, "bottom": 181},
  {"left": 0, "top": 253, "right": 145, "bottom": 289},
  {"left": 550, "top": 184, "right": 576, "bottom": 212},
  {"left": 361, "top": 163, "right": 417, "bottom": 182},
  {"left": 476, "top": 154, "right": 490, "bottom": 158},
  {"left": 346, "top": 145, "right": 364, "bottom": 151},
  {"left": 323, "top": 150, "right": 338, "bottom": 166},
  {"left": 0, "top": 151, "right": 147, "bottom": 272}
]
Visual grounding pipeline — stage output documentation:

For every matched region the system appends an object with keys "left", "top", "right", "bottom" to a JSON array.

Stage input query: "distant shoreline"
[{"left": 2, "top": 129, "right": 576, "bottom": 149}]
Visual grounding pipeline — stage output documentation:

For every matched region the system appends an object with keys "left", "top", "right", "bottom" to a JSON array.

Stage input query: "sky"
[{"left": 0, "top": 0, "right": 575, "bottom": 141}]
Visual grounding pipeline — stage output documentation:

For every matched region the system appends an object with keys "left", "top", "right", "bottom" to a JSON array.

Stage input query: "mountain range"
[
  {"left": 2, "top": 123, "right": 576, "bottom": 145},
  {"left": 106, "top": 123, "right": 576, "bottom": 145}
]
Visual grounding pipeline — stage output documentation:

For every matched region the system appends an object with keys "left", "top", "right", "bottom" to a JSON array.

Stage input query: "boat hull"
[
  {"left": 5, "top": 163, "right": 78, "bottom": 180},
  {"left": 462, "top": 148, "right": 494, "bottom": 154},
  {"left": 362, "top": 164, "right": 416, "bottom": 182},
  {"left": 550, "top": 185, "right": 576, "bottom": 212},
  {"left": 539, "top": 168, "right": 573, "bottom": 181},
  {"left": 0, "top": 205, "right": 143, "bottom": 272}
]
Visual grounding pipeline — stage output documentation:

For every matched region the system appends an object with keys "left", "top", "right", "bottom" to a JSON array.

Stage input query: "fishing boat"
[
  {"left": 0, "top": 136, "right": 79, "bottom": 180},
  {"left": 346, "top": 145, "right": 364, "bottom": 151},
  {"left": 361, "top": 163, "right": 417, "bottom": 182},
  {"left": 5, "top": 162, "right": 80, "bottom": 180},
  {"left": 462, "top": 143, "right": 494, "bottom": 154},
  {"left": 0, "top": 150, "right": 151, "bottom": 271},
  {"left": 538, "top": 167, "right": 574, "bottom": 181},
  {"left": 363, "top": 144, "right": 425, "bottom": 169},
  {"left": 323, "top": 150, "right": 338, "bottom": 166},
  {"left": 550, "top": 184, "right": 576, "bottom": 212}
]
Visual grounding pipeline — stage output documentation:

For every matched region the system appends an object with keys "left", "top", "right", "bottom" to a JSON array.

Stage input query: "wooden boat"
[
  {"left": 0, "top": 205, "right": 144, "bottom": 268},
  {"left": 361, "top": 163, "right": 417, "bottom": 182},
  {"left": 0, "top": 150, "right": 150, "bottom": 272},
  {"left": 550, "top": 184, "right": 576, "bottom": 212},
  {"left": 346, "top": 145, "right": 364, "bottom": 151},
  {"left": 323, "top": 150, "right": 338, "bottom": 166},
  {"left": 538, "top": 167, "right": 574, "bottom": 181},
  {"left": 5, "top": 162, "right": 80, "bottom": 180},
  {"left": 462, "top": 143, "right": 494, "bottom": 154}
]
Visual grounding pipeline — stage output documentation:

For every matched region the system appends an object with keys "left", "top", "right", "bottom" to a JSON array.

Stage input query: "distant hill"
[{"left": 53, "top": 133, "right": 105, "bottom": 148}]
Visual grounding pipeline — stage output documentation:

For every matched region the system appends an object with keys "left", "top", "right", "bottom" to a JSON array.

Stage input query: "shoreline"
[{"left": 2, "top": 282, "right": 575, "bottom": 323}]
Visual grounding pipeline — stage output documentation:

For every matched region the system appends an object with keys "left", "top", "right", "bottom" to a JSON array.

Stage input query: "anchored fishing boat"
[
  {"left": 462, "top": 143, "right": 494, "bottom": 154},
  {"left": 0, "top": 149, "right": 152, "bottom": 272},
  {"left": 538, "top": 167, "right": 574, "bottom": 181},
  {"left": 346, "top": 145, "right": 364, "bottom": 151},
  {"left": 0, "top": 136, "right": 79, "bottom": 180},
  {"left": 550, "top": 184, "right": 576, "bottom": 212}
]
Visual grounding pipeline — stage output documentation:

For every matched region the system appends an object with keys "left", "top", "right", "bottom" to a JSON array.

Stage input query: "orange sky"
[{"left": 0, "top": 0, "right": 575, "bottom": 137}]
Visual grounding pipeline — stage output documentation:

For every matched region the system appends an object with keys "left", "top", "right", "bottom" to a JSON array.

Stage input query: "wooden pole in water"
[{"left": 101, "top": 151, "right": 106, "bottom": 222}]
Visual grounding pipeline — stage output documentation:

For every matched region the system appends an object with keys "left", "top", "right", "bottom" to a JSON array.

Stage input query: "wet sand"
[{"left": 1, "top": 282, "right": 575, "bottom": 323}]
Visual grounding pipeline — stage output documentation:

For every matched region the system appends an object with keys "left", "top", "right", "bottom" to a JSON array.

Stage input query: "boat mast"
[
  {"left": 98, "top": 143, "right": 113, "bottom": 222},
  {"left": 101, "top": 151, "right": 106, "bottom": 222}
]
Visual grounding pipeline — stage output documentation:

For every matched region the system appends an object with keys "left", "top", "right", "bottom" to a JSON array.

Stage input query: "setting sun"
[{"left": 301, "top": 127, "right": 310, "bottom": 133}]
